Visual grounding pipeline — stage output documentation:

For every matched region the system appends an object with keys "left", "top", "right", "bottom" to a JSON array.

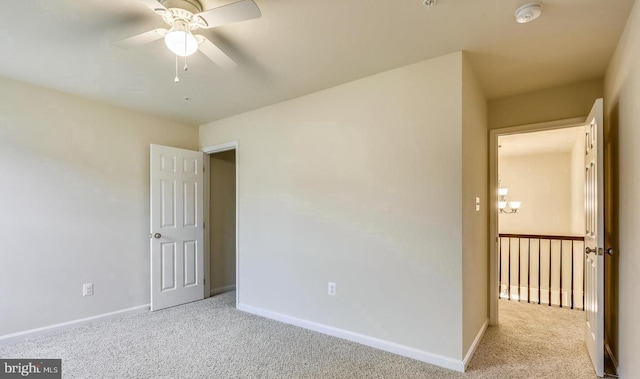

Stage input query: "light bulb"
[
  {"left": 509, "top": 201, "right": 521, "bottom": 210},
  {"left": 498, "top": 188, "right": 509, "bottom": 196},
  {"left": 164, "top": 22, "right": 198, "bottom": 57},
  {"left": 498, "top": 201, "right": 507, "bottom": 209}
]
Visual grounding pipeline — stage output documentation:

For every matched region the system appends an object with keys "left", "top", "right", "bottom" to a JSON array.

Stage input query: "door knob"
[
  {"left": 153, "top": 233, "right": 161, "bottom": 239},
  {"left": 585, "top": 247, "right": 614, "bottom": 256}
]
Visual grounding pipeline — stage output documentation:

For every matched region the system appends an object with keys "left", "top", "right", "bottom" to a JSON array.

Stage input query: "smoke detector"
[{"left": 515, "top": 2, "right": 542, "bottom": 23}]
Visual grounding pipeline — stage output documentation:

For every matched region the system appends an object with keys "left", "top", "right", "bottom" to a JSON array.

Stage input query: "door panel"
[
  {"left": 161, "top": 242, "right": 177, "bottom": 291},
  {"left": 151, "top": 144, "right": 204, "bottom": 311},
  {"left": 183, "top": 240, "right": 198, "bottom": 286},
  {"left": 584, "top": 99, "right": 604, "bottom": 377},
  {"left": 161, "top": 180, "right": 176, "bottom": 227},
  {"left": 183, "top": 181, "right": 198, "bottom": 227}
]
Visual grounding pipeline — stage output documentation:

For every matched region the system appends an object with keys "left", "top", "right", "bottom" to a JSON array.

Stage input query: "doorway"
[
  {"left": 489, "top": 120, "right": 594, "bottom": 373},
  {"left": 489, "top": 117, "right": 587, "bottom": 324},
  {"left": 488, "top": 99, "right": 607, "bottom": 377},
  {"left": 203, "top": 142, "right": 239, "bottom": 305},
  {"left": 497, "top": 126, "right": 586, "bottom": 309}
]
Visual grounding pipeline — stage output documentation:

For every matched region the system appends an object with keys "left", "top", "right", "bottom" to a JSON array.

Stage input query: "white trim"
[
  {"left": 0, "top": 304, "right": 149, "bottom": 344},
  {"left": 210, "top": 284, "right": 236, "bottom": 296},
  {"left": 491, "top": 117, "right": 586, "bottom": 136},
  {"left": 202, "top": 141, "right": 238, "bottom": 154},
  {"left": 237, "top": 303, "right": 465, "bottom": 372},
  {"left": 463, "top": 319, "right": 489, "bottom": 370},
  {"left": 202, "top": 141, "right": 240, "bottom": 308},
  {"left": 605, "top": 343, "right": 618, "bottom": 375},
  {"left": 203, "top": 153, "right": 211, "bottom": 298},
  {"left": 489, "top": 117, "right": 587, "bottom": 326}
]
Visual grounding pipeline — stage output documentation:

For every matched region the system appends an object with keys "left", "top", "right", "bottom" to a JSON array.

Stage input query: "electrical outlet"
[
  {"left": 328, "top": 282, "right": 336, "bottom": 296},
  {"left": 83, "top": 283, "right": 93, "bottom": 297}
]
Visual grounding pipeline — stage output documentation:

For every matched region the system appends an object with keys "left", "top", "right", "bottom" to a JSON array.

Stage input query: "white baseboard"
[
  {"left": 237, "top": 303, "right": 465, "bottom": 372},
  {"left": 210, "top": 284, "right": 236, "bottom": 297},
  {"left": 463, "top": 319, "right": 489, "bottom": 370},
  {"left": 0, "top": 304, "right": 150, "bottom": 344},
  {"left": 605, "top": 343, "right": 618, "bottom": 375}
]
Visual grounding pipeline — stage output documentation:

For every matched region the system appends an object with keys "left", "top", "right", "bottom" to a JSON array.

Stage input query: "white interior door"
[
  {"left": 584, "top": 98, "right": 604, "bottom": 377},
  {"left": 150, "top": 144, "right": 204, "bottom": 311}
]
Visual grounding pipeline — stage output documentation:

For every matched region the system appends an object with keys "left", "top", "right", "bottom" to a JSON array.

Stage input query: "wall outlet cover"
[
  {"left": 328, "top": 282, "right": 336, "bottom": 296},
  {"left": 83, "top": 283, "right": 94, "bottom": 297}
]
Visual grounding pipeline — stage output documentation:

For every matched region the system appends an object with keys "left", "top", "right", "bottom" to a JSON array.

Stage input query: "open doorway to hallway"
[
  {"left": 497, "top": 127, "right": 585, "bottom": 309},
  {"left": 489, "top": 100, "right": 611, "bottom": 377},
  {"left": 207, "top": 149, "right": 237, "bottom": 298},
  {"left": 493, "top": 125, "right": 602, "bottom": 376}
]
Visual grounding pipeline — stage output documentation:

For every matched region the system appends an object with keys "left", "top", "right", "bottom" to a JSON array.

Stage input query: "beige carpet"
[
  {"left": 0, "top": 293, "right": 597, "bottom": 378},
  {"left": 468, "top": 299, "right": 596, "bottom": 378}
]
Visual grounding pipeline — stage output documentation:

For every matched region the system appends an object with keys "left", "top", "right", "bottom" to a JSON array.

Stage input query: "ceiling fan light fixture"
[
  {"left": 515, "top": 2, "right": 542, "bottom": 24},
  {"left": 164, "top": 21, "right": 199, "bottom": 56}
]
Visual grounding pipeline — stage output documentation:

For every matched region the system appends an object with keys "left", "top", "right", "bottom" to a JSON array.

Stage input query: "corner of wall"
[{"left": 461, "top": 53, "right": 489, "bottom": 357}]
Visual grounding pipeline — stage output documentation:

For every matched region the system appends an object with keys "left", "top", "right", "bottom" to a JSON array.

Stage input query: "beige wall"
[
  {"left": 604, "top": 0, "right": 640, "bottom": 376},
  {"left": 461, "top": 55, "right": 489, "bottom": 357},
  {"left": 209, "top": 150, "right": 236, "bottom": 292},
  {"left": 0, "top": 76, "right": 198, "bottom": 337},
  {"left": 200, "top": 53, "right": 469, "bottom": 362},
  {"left": 498, "top": 152, "right": 575, "bottom": 235},
  {"left": 489, "top": 79, "right": 603, "bottom": 130}
]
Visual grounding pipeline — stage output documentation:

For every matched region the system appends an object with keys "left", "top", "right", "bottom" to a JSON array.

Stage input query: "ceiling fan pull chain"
[
  {"left": 183, "top": 32, "right": 189, "bottom": 71},
  {"left": 174, "top": 54, "right": 180, "bottom": 83}
]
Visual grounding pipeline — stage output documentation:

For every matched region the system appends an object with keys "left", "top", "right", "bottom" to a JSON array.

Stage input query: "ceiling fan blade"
[
  {"left": 115, "top": 28, "right": 167, "bottom": 48},
  {"left": 195, "top": 0, "right": 261, "bottom": 29},
  {"left": 197, "top": 36, "right": 237, "bottom": 70},
  {"left": 137, "top": 0, "right": 167, "bottom": 12}
]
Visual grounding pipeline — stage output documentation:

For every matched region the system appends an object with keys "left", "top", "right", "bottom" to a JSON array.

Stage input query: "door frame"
[
  {"left": 202, "top": 141, "right": 240, "bottom": 307},
  {"left": 488, "top": 117, "right": 586, "bottom": 325}
]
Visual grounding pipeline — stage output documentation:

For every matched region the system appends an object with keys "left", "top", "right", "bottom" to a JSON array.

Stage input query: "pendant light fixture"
[{"left": 498, "top": 180, "right": 522, "bottom": 214}]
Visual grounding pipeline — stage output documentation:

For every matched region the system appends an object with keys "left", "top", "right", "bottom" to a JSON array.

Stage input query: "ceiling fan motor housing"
[
  {"left": 159, "top": 0, "right": 203, "bottom": 14},
  {"left": 157, "top": 0, "right": 207, "bottom": 29}
]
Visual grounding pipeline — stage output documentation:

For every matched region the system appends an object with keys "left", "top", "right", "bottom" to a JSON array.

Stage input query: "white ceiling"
[
  {"left": 0, "top": 0, "right": 634, "bottom": 124},
  {"left": 498, "top": 126, "right": 584, "bottom": 157}
]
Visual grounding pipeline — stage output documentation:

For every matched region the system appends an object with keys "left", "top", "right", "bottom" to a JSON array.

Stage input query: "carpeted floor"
[{"left": 0, "top": 292, "right": 596, "bottom": 378}]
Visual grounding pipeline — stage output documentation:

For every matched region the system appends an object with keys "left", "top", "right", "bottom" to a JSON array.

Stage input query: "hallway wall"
[{"left": 498, "top": 151, "right": 573, "bottom": 235}]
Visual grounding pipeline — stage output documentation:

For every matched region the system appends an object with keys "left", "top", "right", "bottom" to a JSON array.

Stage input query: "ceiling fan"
[{"left": 117, "top": 0, "right": 261, "bottom": 76}]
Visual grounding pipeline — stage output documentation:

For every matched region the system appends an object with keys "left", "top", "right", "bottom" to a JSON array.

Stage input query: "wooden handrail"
[{"left": 499, "top": 233, "right": 584, "bottom": 241}]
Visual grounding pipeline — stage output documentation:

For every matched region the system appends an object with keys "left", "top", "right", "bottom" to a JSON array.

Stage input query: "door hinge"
[
  {"left": 203, "top": 278, "right": 206, "bottom": 285},
  {"left": 203, "top": 222, "right": 206, "bottom": 228},
  {"left": 203, "top": 166, "right": 205, "bottom": 173}
]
